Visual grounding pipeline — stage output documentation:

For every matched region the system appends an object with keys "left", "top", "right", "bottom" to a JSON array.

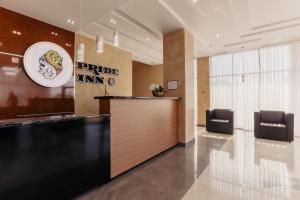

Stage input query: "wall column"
[
  {"left": 163, "top": 29, "right": 195, "bottom": 144},
  {"left": 197, "top": 57, "right": 210, "bottom": 126}
]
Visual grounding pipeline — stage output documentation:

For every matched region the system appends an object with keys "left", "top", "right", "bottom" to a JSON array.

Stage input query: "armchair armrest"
[
  {"left": 206, "top": 110, "right": 215, "bottom": 131},
  {"left": 206, "top": 110, "right": 214, "bottom": 126},
  {"left": 254, "top": 112, "right": 261, "bottom": 138},
  {"left": 227, "top": 110, "right": 234, "bottom": 134},
  {"left": 227, "top": 110, "right": 234, "bottom": 123},
  {"left": 284, "top": 113, "right": 294, "bottom": 142},
  {"left": 206, "top": 110, "right": 214, "bottom": 120}
]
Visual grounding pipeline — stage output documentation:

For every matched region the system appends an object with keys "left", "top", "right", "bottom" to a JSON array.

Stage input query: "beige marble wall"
[
  {"left": 132, "top": 61, "right": 163, "bottom": 97},
  {"left": 184, "top": 30, "right": 195, "bottom": 143},
  {"left": 163, "top": 29, "right": 195, "bottom": 144},
  {"left": 75, "top": 35, "right": 132, "bottom": 116},
  {"left": 197, "top": 57, "right": 210, "bottom": 126}
]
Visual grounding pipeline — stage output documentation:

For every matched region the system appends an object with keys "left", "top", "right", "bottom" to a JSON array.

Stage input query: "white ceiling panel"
[
  {"left": 119, "top": 0, "right": 182, "bottom": 34},
  {"left": 2, "top": 0, "right": 300, "bottom": 62},
  {"left": 100, "top": 12, "right": 163, "bottom": 52},
  {"left": 250, "top": 0, "right": 300, "bottom": 28},
  {"left": 82, "top": 23, "right": 163, "bottom": 65}
]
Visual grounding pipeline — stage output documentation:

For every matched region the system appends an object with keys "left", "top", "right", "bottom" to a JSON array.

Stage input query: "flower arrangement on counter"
[{"left": 149, "top": 83, "right": 164, "bottom": 97}]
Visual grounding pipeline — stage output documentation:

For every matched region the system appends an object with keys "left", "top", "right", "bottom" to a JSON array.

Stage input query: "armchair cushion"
[
  {"left": 211, "top": 119, "right": 229, "bottom": 123},
  {"left": 214, "top": 109, "right": 231, "bottom": 120},
  {"left": 260, "top": 124, "right": 286, "bottom": 141},
  {"left": 260, "top": 111, "right": 284, "bottom": 124},
  {"left": 260, "top": 122, "right": 286, "bottom": 128}
]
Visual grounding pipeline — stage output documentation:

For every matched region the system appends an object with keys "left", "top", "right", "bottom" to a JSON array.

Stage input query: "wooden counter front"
[{"left": 97, "top": 97, "right": 179, "bottom": 178}]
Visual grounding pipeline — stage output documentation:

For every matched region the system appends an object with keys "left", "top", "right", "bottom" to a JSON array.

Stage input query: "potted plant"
[{"left": 149, "top": 84, "right": 164, "bottom": 97}]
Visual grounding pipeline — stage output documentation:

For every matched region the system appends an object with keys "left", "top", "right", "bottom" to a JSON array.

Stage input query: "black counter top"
[
  {"left": 94, "top": 96, "right": 181, "bottom": 100},
  {"left": 0, "top": 114, "right": 110, "bottom": 128}
]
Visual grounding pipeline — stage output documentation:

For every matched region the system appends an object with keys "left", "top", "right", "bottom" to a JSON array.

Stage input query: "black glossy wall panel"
[{"left": 0, "top": 115, "right": 110, "bottom": 200}]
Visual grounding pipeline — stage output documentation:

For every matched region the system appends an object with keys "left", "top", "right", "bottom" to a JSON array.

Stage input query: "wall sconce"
[
  {"left": 76, "top": 43, "right": 85, "bottom": 62},
  {"left": 96, "top": 34, "right": 104, "bottom": 53},
  {"left": 113, "top": 30, "right": 119, "bottom": 46}
]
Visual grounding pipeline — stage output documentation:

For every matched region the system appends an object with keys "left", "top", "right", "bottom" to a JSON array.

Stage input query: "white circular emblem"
[{"left": 23, "top": 42, "right": 73, "bottom": 87}]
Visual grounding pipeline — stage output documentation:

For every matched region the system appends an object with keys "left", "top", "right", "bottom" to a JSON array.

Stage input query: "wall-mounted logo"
[
  {"left": 76, "top": 62, "right": 119, "bottom": 86},
  {"left": 23, "top": 42, "right": 73, "bottom": 87}
]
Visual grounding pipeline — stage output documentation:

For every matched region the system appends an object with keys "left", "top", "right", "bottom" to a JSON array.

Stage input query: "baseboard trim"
[
  {"left": 177, "top": 138, "right": 195, "bottom": 148},
  {"left": 197, "top": 124, "right": 206, "bottom": 127}
]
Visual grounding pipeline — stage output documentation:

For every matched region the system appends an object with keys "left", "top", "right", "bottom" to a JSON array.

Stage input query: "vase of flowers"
[{"left": 149, "top": 84, "right": 164, "bottom": 97}]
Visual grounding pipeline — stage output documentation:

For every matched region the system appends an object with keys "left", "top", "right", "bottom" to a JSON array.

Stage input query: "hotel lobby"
[{"left": 1, "top": 0, "right": 300, "bottom": 199}]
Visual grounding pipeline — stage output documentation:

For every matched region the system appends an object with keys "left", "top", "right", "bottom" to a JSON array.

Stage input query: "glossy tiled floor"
[
  {"left": 77, "top": 128, "right": 300, "bottom": 200},
  {"left": 183, "top": 130, "right": 300, "bottom": 200}
]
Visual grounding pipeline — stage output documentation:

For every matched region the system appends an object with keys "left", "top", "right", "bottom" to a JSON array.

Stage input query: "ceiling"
[{"left": 2, "top": 0, "right": 300, "bottom": 65}]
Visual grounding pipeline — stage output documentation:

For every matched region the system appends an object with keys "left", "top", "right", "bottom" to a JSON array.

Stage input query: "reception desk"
[{"left": 94, "top": 96, "right": 180, "bottom": 177}]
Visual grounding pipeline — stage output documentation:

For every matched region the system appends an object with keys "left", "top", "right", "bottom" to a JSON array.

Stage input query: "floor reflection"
[
  {"left": 77, "top": 129, "right": 300, "bottom": 200},
  {"left": 183, "top": 131, "right": 300, "bottom": 200},
  {"left": 77, "top": 127, "right": 230, "bottom": 200}
]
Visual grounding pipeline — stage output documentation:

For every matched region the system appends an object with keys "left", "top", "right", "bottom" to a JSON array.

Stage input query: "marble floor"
[{"left": 77, "top": 128, "right": 300, "bottom": 200}]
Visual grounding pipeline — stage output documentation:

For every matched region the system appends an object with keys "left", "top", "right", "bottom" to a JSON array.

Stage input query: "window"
[{"left": 210, "top": 45, "right": 292, "bottom": 131}]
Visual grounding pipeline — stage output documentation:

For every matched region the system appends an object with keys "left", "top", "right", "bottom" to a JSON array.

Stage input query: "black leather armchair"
[
  {"left": 206, "top": 109, "right": 234, "bottom": 134},
  {"left": 254, "top": 110, "right": 294, "bottom": 142}
]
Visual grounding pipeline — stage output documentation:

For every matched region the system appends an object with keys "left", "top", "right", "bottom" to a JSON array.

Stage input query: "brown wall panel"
[
  {"left": 0, "top": 7, "right": 75, "bottom": 119},
  {"left": 163, "top": 29, "right": 195, "bottom": 143},
  {"left": 132, "top": 61, "right": 163, "bottom": 97},
  {"left": 0, "top": 7, "right": 74, "bottom": 57},
  {"left": 74, "top": 35, "right": 132, "bottom": 116},
  {"left": 197, "top": 57, "right": 210, "bottom": 126}
]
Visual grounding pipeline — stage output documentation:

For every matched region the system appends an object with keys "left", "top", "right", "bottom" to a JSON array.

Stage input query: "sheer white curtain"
[
  {"left": 290, "top": 42, "right": 300, "bottom": 137},
  {"left": 210, "top": 54, "right": 233, "bottom": 109},
  {"left": 259, "top": 44, "right": 300, "bottom": 137},
  {"left": 232, "top": 50, "right": 259, "bottom": 130},
  {"left": 259, "top": 45, "right": 291, "bottom": 111},
  {"left": 210, "top": 50, "right": 260, "bottom": 130},
  {"left": 210, "top": 44, "right": 300, "bottom": 134}
]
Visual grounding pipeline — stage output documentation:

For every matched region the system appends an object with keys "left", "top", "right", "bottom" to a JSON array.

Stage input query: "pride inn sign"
[{"left": 76, "top": 62, "right": 119, "bottom": 86}]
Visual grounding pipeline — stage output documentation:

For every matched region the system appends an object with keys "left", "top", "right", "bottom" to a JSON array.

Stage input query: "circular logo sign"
[{"left": 23, "top": 42, "right": 73, "bottom": 87}]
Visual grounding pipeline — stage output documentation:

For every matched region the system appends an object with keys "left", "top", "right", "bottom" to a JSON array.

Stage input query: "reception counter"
[{"left": 94, "top": 96, "right": 180, "bottom": 177}]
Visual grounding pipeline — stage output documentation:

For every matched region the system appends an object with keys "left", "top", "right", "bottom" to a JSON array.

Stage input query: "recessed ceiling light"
[
  {"left": 215, "top": 33, "right": 220, "bottom": 38},
  {"left": 193, "top": 0, "right": 198, "bottom": 2},
  {"left": 146, "top": 37, "right": 150, "bottom": 41},
  {"left": 110, "top": 18, "right": 117, "bottom": 24},
  {"left": 67, "top": 19, "right": 75, "bottom": 25}
]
